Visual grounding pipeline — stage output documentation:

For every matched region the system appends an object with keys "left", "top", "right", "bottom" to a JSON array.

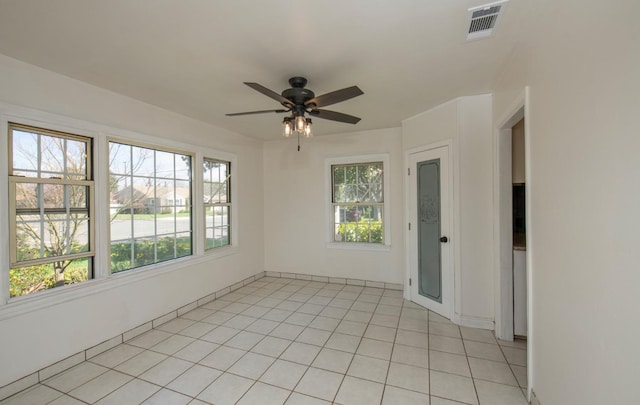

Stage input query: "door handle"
[{"left": 440, "top": 236, "right": 448, "bottom": 243}]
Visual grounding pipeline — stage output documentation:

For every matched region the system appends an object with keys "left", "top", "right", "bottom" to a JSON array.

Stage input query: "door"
[{"left": 409, "top": 145, "right": 452, "bottom": 318}]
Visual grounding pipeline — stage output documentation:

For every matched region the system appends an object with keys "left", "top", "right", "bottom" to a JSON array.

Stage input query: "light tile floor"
[{"left": 2, "top": 277, "right": 528, "bottom": 405}]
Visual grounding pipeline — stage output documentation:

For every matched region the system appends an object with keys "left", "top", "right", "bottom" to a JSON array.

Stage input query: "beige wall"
[
  {"left": 262, "top": 128, "right": 405, "bottom": 284},
  {"left": 402, "top": 95, "right": 494, "bottom": 326},
  {"left": 0, "top": 54, "right": 264, "bottom": 387},
  {"left": 493, "top": 0, "right": 640, "bottom": 403}
]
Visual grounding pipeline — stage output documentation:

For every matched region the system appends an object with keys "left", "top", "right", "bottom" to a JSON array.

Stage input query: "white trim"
[
  {"left": 199, "top": 152, "right": 238, "bottom": 252},
  {"left": 404, "top": 140, "right": 455, "bottom": 320},
  {"left": 493, "top": 90, "right": 526, "bottom": 341},
  {"left": 492, "top": 86, "right": 533, "bottom": 399},
  {"left": 452, "top": 313, "right": 494, "bottom": 330},
  {"left": 324, "top": 153, "right": 391, "bottom": 248},
  {"left": 524, "top": 86, "right": 533, "bottom": 398},
  {"left": 325, "top": 242, "right": 391, "bottom": 251},
  {"left": 0, "top": 116, "right": 9, "bottom": 306}
]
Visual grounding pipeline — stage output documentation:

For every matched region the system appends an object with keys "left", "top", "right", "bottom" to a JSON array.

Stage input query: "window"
[
  {"left": 331, "top": 161, "right": 384, "bottom": 244},
  {"left": 8, "top": 123, "right": 94, "bottom": 297},
  {"left": 203, "top": 158, "right": 230, "bottom": 249},
  {"left": 108, "top": 141, "right": 192, "bottom": 272}
]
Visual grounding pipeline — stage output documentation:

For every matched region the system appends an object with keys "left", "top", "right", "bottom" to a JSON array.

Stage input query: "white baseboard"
[{"left": 452, "top": 313, "right": 495, "bottom": 330}]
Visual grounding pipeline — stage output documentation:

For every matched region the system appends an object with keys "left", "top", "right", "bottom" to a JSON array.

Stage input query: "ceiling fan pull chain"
[{"left": 297, "top": 132, "right": 301, "bottom": 152}]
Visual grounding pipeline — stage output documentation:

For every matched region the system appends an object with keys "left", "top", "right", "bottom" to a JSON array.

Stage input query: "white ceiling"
[{"left": 0, "top": 0, "right": 525, "bottom": 140}]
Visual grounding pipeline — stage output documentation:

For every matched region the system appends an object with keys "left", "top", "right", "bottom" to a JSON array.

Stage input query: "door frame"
[
  {"left": 493, "top": 87, "right": 530, "bottom": 340},
  {"left": 493, "top": 86, "right": 532, "bottom": 397},
  {"left": 405, "top": 140, "right": 454, "bottom": 319}
]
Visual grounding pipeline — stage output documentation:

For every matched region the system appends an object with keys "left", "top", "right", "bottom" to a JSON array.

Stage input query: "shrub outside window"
[
  {"left": 8, "top": 123, "right": 94, "bottom": 297},
  {"left": 108, "top": 141, "right": 192, "bottom": 272},
  {"left": 203, "top": 158, "right": 231, "bottom": 249},
  {"left": 332, "top": 162, "right": 384, "bottom": 244}
]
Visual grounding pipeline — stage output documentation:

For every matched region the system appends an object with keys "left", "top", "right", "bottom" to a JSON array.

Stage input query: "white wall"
[
  {"left": 263, "top": 128, "right": 405, "bottom": 284},
  {"left": 402, "top": 95, "right": 494, "bottom": 326},
  {"left": 493, "top": 0, "right": 640, "bottom": 403},
  {"left": 0, "top": 54, "right": 264, "bottom": 387}
]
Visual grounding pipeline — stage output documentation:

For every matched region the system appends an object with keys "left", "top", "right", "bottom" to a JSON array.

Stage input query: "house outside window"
[
  {"left": 8, "top": 123, "right": 94, "bottom": 297},
  {"left": 203, "top": 158, "right": 231, "bottom": 249},
  {"left": 330, "top": 158, "right": 386, "bottom": 245},
  {"left": 108, "top": 141, "right": 192, "bottom": 272}
]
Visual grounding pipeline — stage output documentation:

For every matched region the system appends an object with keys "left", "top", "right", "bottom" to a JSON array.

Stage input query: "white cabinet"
[{"left": 513, "top": 249, "right": 527, "bottom": 336}]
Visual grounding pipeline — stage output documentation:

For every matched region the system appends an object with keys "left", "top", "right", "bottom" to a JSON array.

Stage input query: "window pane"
[
  {"left": 15, "top": 215, "right": 42, "bottom": 261},
  {"left": 134, "top": 237, "right": 156, "bottom": 267},
  {"left": 16, "top": 213, "right": 90, "bottom": 260},
  {"left": 9, "top": 258, "right": 90, "bottom": 298},
  {"left": 176, "top": 211, "right": 191, "bottom": 233},
  {"left": 204, "top": 181, "right": 214, "bottom": 203},
  {"left": 40, "top": 136, "right": 65, "bottom": 175},
  {"left": 109, "top": 143, "right": 131, "bottom": 176},
  {"left": 155, "top": 150, "right": 175, "bottom": 179},
  {"left": 132, "top": 146, "right": 154, "bottom": 177},
  {"left": 110, "top": 240, "right": 132, "bottom": 273},
  {"left": 205, "top": 228, "right": 215, "bottom": 250},
  {"left": 12, "top": 130, "right": 38, "bottom": 175},
  {"left": 204, "top": 159, "right": 230, "bottom": 251},
  {"left": 43, "top": 184, "right": 65, "bottom": 209},
  {"left": 9, "top": 125, "right": 94, "bottom": 297},
  {"left": 157, "top": 235, "right": 176, "bottom": 262},
  {"left": 69, "top": 186, "right": 88, "bottom": 209},
  {"left": 109, "top": 142, "right": 192, "bottom": 272},
  {"left": 66, "top": 139, "right": 88, "bottom": 178},
  {"left": 133, "top": 216, "right": 156, "bottom": 238},
  {"left": 175, "top": 154, "right": 191, "bottom": 180},
  {"left": 15, "top": 183, "right": 38, "bottom": 210},
  {"left": 176, "top": 232, "right": 191, "bottom": 257},
  {"left": 111, "top": 213, "right": 132, "bottom": 240}
]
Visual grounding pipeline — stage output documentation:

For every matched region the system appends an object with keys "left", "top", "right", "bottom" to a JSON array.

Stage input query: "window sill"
[
  {"left": 325, "top": 242, "right": 391, "bottom": 252},
  {"left": 0, "top": 247, "right": 238, "bottom": 321}
]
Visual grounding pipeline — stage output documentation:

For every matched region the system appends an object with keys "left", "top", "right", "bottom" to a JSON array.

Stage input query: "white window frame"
[
  {"left": 7, "top": 123, "right": 96, "bottom": 298},
  {"left": 325, "top": 154, "right": 391, "bottom": 251},
  {"left": 0, "top": 102, "right": 239, "bottom": 313},
  {"left": 203, "top": 157, "right": 231, "bottom": 251},
  {"left": 107, "top": 138, "right": 194, "bottom": 273}
]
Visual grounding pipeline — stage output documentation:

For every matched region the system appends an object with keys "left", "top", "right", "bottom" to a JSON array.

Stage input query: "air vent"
[{"left": 466, "top": 1, "right": 507, "bottom": 40}]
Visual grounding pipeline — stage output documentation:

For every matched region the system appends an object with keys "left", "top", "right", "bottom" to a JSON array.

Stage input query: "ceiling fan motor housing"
[{"left": 282, "top": 77, "right": 315, "bottom": 109}]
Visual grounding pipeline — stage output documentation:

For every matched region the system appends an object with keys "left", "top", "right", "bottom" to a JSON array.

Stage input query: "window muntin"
[
  {"left": 203, "top": 158, "right": 230, "bottom": 249},
  {"left": 8, "top": 123, "right": 94, "bottom": 297},
  {"left": 331, "top": 162, "right": 384, "bottom": 244},
  {"left": 109, "top": 141, "right": 192, "bottom": 273}
]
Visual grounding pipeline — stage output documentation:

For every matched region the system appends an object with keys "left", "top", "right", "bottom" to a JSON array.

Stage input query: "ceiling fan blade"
[
  {"left": 226, "top": 109, "right": 288, "bottom": 116},
  {"left": 244, "top": 82, "right": 294, "bottom": 107},
  {"left": 305, "top": 86, "right": 363, "bottom": 108},
  {"left": 309, "top": 109, "right": 361, "bottom": 124}
]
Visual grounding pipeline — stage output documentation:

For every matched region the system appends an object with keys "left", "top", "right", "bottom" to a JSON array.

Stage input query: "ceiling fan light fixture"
[
  {"left": 295, "top": 115, "right": 306, "bottom": 133},
  {"left": 282, "top": 117, "right": 292, "bottom": 137},
  {"left": 304, "top": 118, "right": 312, "bottom": 137}
]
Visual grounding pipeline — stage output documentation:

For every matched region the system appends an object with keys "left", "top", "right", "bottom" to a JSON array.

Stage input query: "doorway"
[
  {"left": 407, "top": 144, "right": 453, "bottom": 319},
  {"left": 495, "top": 89, "right": 531, "bottom": 343}
]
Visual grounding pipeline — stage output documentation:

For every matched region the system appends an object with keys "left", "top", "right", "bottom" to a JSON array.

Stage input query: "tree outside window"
[
  {"left": 9, "top": 124, "right": 94, "bottom": 297},
  {"left": 108, "top": 141, "right": 192, "bottom": 272},
  {"left": 331, "top": 162, "right": 384, "bottom": 244}
]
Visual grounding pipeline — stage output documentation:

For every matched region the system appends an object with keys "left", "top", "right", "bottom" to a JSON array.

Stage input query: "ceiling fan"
[{"left": 226, "top": 77, "right": 363, "bottom": 147}]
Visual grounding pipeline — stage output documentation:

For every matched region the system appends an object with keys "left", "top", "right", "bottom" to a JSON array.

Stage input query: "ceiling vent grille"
[{"left": 466, "top": 1, "right": 507, "bottom": 40}]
